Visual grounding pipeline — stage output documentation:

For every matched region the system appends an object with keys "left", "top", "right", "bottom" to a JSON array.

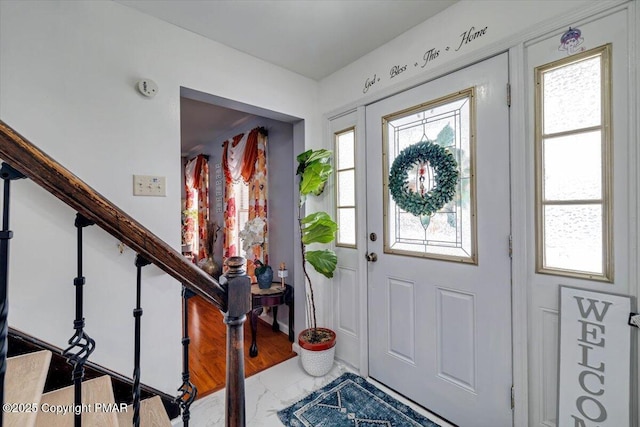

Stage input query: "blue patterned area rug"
[{"left": 278, "top": 373, "right": 440, "bottom": 426}]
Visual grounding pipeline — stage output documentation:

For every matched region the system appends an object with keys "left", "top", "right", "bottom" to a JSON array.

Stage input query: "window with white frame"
[
  {"left": 534, "top": 44, "right": 612, "bottom": 281},
  {"left": 335, "top": 127, "right": 356, "bottom": 247},
  {"left": 234, "top": 180, "right": 250, "bottom": 252}
]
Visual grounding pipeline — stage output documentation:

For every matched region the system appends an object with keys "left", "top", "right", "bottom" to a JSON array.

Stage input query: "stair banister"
[
  {"left": 0, "top": 120, "right": 251, "bottom": 426},
  {"left": 0, "top": 120, "right": 226, "bottom": 310}
]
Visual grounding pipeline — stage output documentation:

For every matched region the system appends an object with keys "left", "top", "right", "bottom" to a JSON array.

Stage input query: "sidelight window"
[
  {"left": 534, "top": 44, "right": 612, "bottom": 281},
  {"left": 335, "top": 127, "right": 357, "bottom": 247}
]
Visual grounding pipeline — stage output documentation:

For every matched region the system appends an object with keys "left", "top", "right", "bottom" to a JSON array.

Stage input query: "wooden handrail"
[{"left": 0, "top": 120, "right": 226, "bottom": 311}]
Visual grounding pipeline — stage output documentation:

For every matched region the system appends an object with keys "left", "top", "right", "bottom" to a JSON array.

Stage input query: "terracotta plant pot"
[{"left": 298, "top": 328, "right": 336, "bottom": 376}]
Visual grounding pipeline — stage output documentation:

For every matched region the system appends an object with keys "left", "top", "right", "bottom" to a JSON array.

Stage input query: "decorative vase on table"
[
  {"left": 255, "top": 260, "right": 273, "bottom": 289},
  {"left": 197, "top": 220, "right": 221, "bottom": 279},
  {"left": 198, "top": 255, "right": 221, "bottom": 280}
]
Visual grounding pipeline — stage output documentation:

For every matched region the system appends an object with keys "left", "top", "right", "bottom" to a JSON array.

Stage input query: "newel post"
[{"left": 222, "top": 256, "right": 251, "bottom": 427}]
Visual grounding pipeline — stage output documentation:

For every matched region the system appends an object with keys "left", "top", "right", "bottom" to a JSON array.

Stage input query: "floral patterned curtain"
[
  {"left": 183, "top": 154, "right": 209, "bottom": 262},
  {"left": 222, "top": 127, "right": 268, "bottom": 279},
  {"left": 248, "top": 129, "right": 269, "bottom": 267},
  {"left": 222, "top": 133, "right": 244, "bottom": 261}
]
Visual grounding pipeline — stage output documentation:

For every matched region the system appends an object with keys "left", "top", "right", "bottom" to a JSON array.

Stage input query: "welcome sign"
[{"left": 558, "top": 286, "right": 634, "bottom": 426}]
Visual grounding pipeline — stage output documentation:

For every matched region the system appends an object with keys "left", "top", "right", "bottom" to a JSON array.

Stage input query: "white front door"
[{"left": 365, "top": 53, "right": 512, "bottom": 427}]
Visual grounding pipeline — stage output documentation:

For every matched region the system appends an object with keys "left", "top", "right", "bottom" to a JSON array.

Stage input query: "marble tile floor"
[{"left": 172, "top": 356, "right": 455, "bottom": 427}]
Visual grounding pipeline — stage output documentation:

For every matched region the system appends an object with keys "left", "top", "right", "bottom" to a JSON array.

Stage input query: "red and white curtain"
[
  {"left": 183, "top": 154, "right": 209, "bottom": 262},
  {"left": 222, "top": 127, "right": 268, "bottom": 278}
]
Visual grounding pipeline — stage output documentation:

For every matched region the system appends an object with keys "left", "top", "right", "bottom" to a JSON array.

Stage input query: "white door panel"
[{"left": 366, "top": 53, "right": 512, "bottom": 427}]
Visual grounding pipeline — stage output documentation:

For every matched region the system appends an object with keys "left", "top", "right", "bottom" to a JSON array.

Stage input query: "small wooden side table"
[{"left": 249, "top": 282, "right": 294, "bottom": 358}]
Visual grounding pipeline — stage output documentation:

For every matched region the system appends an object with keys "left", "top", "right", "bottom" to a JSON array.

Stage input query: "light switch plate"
[{"left": 133, "top": 175, "right": 166, "bottom": 196}]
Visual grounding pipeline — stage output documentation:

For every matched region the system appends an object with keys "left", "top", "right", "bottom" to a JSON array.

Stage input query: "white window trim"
[{"left": 534, "top": 43, "right": 613, "bottom": 282}]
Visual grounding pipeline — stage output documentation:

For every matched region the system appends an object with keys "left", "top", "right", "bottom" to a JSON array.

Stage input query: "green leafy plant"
[{"left": 297, "top": 149, "right": 338, "bottom": 342}]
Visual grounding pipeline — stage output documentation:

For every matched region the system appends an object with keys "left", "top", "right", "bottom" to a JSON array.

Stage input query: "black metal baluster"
[
  {"left": 0, "top": 163, "right": 25, "bottom": 409},
  {"left": 132, "top": 255, "right": 149, "bottom": 427},
  {"left": 62, "top": 213, "right": 96, "bottom": 427},
  {"left": 175, "top": 285, "right": 197, "bottom": 427}
]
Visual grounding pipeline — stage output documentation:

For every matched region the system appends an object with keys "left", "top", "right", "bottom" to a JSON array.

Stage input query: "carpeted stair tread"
[
  {"left": 35, "top": 375, "right": 118, "bottom": 427},
  {"left": 3, "top": 350, "right": 52, "bottom": 427},
  {"left": 116, "top": 395, "right": 171, "bottom": 427}
]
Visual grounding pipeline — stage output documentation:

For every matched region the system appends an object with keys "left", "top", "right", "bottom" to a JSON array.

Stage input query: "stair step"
[
  {"left": 116, "top": 395, "right": 172, "bottom": 427},
  {"left": 3, "top": 350, "right": 52, "bottom": 427},
  {"left": 35, "top": 375, "right": 119, "bottom": 427}
]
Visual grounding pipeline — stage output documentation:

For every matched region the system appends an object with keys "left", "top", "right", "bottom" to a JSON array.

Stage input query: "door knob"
[{"left": 365, "top": 252, "right": 378, "bottom": 262}]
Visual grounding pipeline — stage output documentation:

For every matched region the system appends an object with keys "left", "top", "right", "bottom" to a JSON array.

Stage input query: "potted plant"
[{"left": 296, "top": 148, "right": 338, "bottom": 376}]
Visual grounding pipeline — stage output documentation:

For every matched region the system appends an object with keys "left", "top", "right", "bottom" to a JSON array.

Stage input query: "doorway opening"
[{"left": 179, "top": 87, "right": 301, "bottom": 397}]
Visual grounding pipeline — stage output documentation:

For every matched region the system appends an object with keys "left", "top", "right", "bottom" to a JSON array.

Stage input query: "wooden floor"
[{"left": 188, "top": 295, "right": 297, "bottom": 398}]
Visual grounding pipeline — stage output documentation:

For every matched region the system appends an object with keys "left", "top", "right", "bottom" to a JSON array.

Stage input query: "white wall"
[
  {"left": 0, "top": 0, "right": 319, "bottom": 393},
  {"left": 320, "top": 0, "right": 600, "bottom": 112}
]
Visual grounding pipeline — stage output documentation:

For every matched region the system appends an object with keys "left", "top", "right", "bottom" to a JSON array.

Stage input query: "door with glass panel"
[
  {"left": 366, "top": 53, "right": 512, "bottom": 426},
  {"left": 331, "top": 111, "right": 368, "bottom": 370}
]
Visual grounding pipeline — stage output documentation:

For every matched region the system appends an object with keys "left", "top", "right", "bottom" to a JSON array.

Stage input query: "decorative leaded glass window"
[
  {"left": 383, "top": 88, "right": 476, "bottom": 263},
  {"left": 534, "top": 44, "right": 613, "bottom": 281}
]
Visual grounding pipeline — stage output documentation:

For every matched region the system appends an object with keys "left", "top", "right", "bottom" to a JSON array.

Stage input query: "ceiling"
[
  {"left": 115, "top": 0, "right": 458, "bottom": 81},
  {"left": 118, "top": 0, "right": 458, "bottom": 156}
]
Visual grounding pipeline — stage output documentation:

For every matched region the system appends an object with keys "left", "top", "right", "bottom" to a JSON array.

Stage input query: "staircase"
[
  {"left": 4, "top": 350, "right": 171, "bottom": 427},
  {"left": 0, "top": 120, "right": 253, "bottom": 426}
]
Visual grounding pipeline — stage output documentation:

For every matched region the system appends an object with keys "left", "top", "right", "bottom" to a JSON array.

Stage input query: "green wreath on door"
[{"left": 388, "top": 140, "right": 459, "bottom": 217}]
